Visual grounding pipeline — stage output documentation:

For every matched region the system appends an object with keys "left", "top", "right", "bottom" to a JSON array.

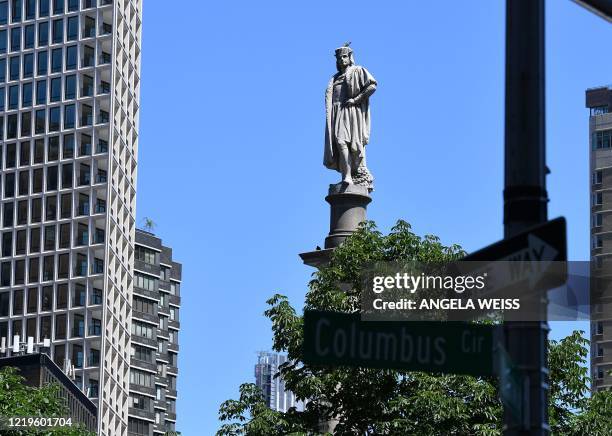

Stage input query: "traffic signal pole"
[{"left": 503, "top": 0, "right": 549, "bottom": 434}]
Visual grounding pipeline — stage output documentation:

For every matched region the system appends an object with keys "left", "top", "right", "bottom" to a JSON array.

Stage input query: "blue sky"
[{"left": 135, "top": 1, "right": 610, "bottom": 434}]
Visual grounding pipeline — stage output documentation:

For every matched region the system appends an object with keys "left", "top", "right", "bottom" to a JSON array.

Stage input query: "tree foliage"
[
  {"left": 218, "top": 221, "right": 612, "bottom": 435},
  {"left": 0, "top": 366, "right": 96, "bottom": 436}
]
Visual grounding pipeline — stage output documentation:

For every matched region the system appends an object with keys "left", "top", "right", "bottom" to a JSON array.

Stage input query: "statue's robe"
[{"left": 324, "top": 65, "right": 377, "bottom": 172}]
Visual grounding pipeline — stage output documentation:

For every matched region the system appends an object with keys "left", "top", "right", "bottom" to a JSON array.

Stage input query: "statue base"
[
  {"left": 299, "top": 183, "right": 372, "bottom": 268},
  {"left": 324, "top": 183, "right": 372, "bottom": 249}
]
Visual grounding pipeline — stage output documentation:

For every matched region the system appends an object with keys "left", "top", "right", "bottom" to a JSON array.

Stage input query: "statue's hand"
[{"left": 343, "top": 98, "right": 356, "bottom": 107}]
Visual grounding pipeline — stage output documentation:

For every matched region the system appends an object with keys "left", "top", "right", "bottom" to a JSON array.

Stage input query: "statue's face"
[{"left": 336, "top": 53, "right": 351, "bottom": 70}]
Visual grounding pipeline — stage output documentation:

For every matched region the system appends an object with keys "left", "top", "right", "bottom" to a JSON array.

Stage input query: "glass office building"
[{"left": 0, "top": 1, "right": 142, "bottom": 434}]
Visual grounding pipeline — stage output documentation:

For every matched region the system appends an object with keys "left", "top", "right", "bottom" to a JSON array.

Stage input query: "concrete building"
[
  {"left": 255, "top": 351, "right": 304, "bottom": 413},
  {"left": 586, "top": 85, "right": 612, "bottom": 391},
  {"left": 0, "top": 352, "right": 97, "bottom": 432},
  {"left": 0, "top": 1, "right": 142, "bottom": 434},
  {"left": 129, "top": 229, "right": 181, "bottom": 435}
]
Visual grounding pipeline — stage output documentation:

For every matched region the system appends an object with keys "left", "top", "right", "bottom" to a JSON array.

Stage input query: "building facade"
[
  {"left": 0, "top": 1, "right": 142, "bottom": 434},
  {"left": 255, "top": 351, "right": 303, "bottom": 413},
  {"left": 0, "top": 353, "right": 98, "bottom": 432},
  {"left": 586, "top": 85, "right": 612, "bottom": 391},
  {"left": 129, "top": 229, "right": 181, "bottom": 435}
]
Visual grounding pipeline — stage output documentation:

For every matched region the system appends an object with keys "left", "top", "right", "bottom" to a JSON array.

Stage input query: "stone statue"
[{"left": 324, "top": 43, "right": 377, "bottom": 191}]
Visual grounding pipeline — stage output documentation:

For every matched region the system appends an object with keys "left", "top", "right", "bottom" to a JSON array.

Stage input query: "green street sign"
[
  {"left": 498, "top": 344, "right": 527, "bottom": 425},
  {"left": 303, "top": 310, "right": 495, "bottom": 376}
]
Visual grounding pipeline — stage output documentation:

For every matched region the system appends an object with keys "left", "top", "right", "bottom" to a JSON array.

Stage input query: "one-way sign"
[{"left": 459, "top": 217, "right": 567, "bottom": 297}]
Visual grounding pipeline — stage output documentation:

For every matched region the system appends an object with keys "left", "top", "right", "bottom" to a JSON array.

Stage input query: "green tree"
[
  {"left": 0, "top": 366, "right": 96, "bottom": 436},
  {"left": 218, "top": 221, "right": 612, "bottom": 435}
]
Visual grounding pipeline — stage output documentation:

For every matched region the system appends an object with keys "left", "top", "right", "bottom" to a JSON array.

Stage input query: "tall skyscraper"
[
  {"left": 255, "top": 351, "right": 304, "bottom": 413},
  {"left": 130, "top": 229, "right": 181, "bottom": 435},
  {"left": 586, "top": 85, "right": 612, "bottom": 391},
  {"left": 0, "top": 1, "right": 142, "bottom": 434}
]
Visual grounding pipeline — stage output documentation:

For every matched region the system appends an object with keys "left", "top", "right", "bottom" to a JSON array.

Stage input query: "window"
[
  {"left": 593, "top": 235, "right": 603, "bottom": 249},
  {"left": 56, "top": 315, "right": 67, "bottom": 339},
  {"left": 594, "top": 214, "right": 603, "bottom": 227},
  {"left": 8, "top": 85, "right": 18, "bottom": 109},
  {"left": 67, "top": 16, "right": 78, "bottom": 40},
  {"left": 61, "top": 163, "right": 72, "bottom": 188},
  {"left": 41, "top": 286, "right": 52, "bottom": 310},
  {"left": 90, "top": 287, "right": 101, "bottom": 304},
  {"left": 3, "top": 203, "right": 14, "bottom": 227},
  {"left": 56, "top": 283, "right": 67, "bottom": 308},
  {"left": 10, "top": 0, "right": 21, "bottom": 22},
  {"left": 36, "top": 79, "right": 46, "bottom": 104},
  {"left": 128, "top": 418, "right": 150, "bottom": 436},
  {"left": 58, "top": 223, "right": 69, "bottom": 247},
  {"left": 0, "top": 58, "right": 5, "bottom": 83},
  {"left": 10, "top": 27, "right": 20, "bottom": 51},
  {"left": 593, "top": 130, "right": 612, "bottom": 150},
  {"left": 23, "top": 53, "right": 33, "bottom": 78},
  {"left": 78, "top": 193, "right": 88, "bottom": 215},
  {"left": 22, "top": 82, "right": 32, "bottom": 107},
  {"left": 79, "top": 163, "right": 90, "bottom": 185},
  {"left": 591, "top": 105, "right": 609, "bottom": 116},
  {"left": 64, "top": 104, "right": 75, "bottom": 129},
  {"left": 38, "top": 21, "right": 49, "bottom": 46},
  {"left": 67, "top": 0, "right": 77, "bottom": 11},
  {"left": 35, "top": 109, "right": 45, "bottom": 133},
  {"left": 19, "top": 142, "right": 30, "bottom": 166},
  {"left": 0, "top": 29, "right": 5, "bottom": 54},
  {"left": 50, "top": 77, "right": 61, "bottom": 102},
  {"left": 0, "top": 2, "right": 6, "bottom": 25},
  {"left": 9, "top": 56, "right": 19, "bottom": 80},
  {"left": 134, "top": 296, "right": 156, "bottom": 315},
  {"left": 134, "top": 273, "right": 157, "bottom": 292},
  {"left": 52, "top": 18, "right": 63, "bottom": 43},
  {"left": 89, "top": 318, "right": 100, "bottom": 335},
  {"left": 38, "top": 0, "right": 49, "bottom": 16},
  {"left": 72, "top": 344, "right": 83, "bottom": 367},
  {"left": 75, "top": 253, "right": 86, "bottom": 276},
  {"left": 13, "top": 289, "right": 23, "bottom": 314},
  {"left": 593, "top": 192, "right": 603, "bottom": 206},
  {"left": 49, "top": 136, "right": 60, "bottom": 161},
  {"left": 135, "top": 246, "right": 156, "bottom": 264},
  {"left": 73, "top": 283, "right": 85, "bottom": 306},
  {"left": 4, "top": 172, "right": 15, "bottom": 197},
  {"left": 80, "top": 133, "right": 91, "bottom": 155},
  {"left": 30, "top": 227, "right": 40, "bottom": 252},
  {"left": 64, "top": 74, "right": 75, "bottom": 99},
  {"left": 53, "top": 0, "right": 64, "bottom": 14},
  {"left": 37, "top": 51, "right": 47, "bottom": 76},
  {"left": 51, "top": 48, "right": 62, "bottom": 72},
  {"left": 72, "top": 313, "right": 84, "bottom": 337},
  {"left": 60, "top": 193, "right": 71, "bottom": 218},
  {"left": 63, "top": 134, "right": 74, "bottom": 158},
  {"left": 18, "top": 172, "right": 28, "bottom": 196},
  {"left": 76, "top": 222, "right": 87, "bottom": 245},
  {"left": 27, "top": 287, "right": 37, "bottom": 312},
  {"left": 132, "top": 321, "right": 154, "bottom": 339},
  {"left": 593, "top": 170, "right": 603, "bottom": 185},
  {"left": 88, "top": 348, "right": 100, "bottom": 366},
  {"left": 0, "top": 86, "right": 4, "bottom": 110},
  {"left": 28, "top": 255, "right": 38, "bottom": 285},
  {"left": 130, "top": 369, "right": 153, "bottom": 388},
  {"left": 44, "top": 225, "right": 55, "bottom": 249},
  {"left": 32, "top": 168, "right": 43, "bottom": 193},
  {"left": 130, "top": 393, "right": 151, "bottom": 411},
  {"left": 53, "top": 344, "right": 64, "bottom": 368},
  {"left": 80, "top": 103, "right": 92, "bottom": 126},
  {"left": 82, "top": 45, "right": 94, "bottom": 67},
  {"left": 131, "top": 344, "right": 153, "bottom": 363},
  {"left": 2, "top": 232, "right": 12, "bottom": 256},
  {"left": 24, "top": 25, "right": 34, "bottom": 48},
  {"left": 40, "top": 316, "right": 51, "bottom": 339},
  {"left": 65, "top": 45, "right": 76, "bottom": 70},
  {"left": 25, "top": 0, "right": 35, "bottom": 19},
  {"left": 48, "top": 106, "right": 60, "bottom": 131},
  {"left": 81, "top": 75, "right": 93, "bottom": 96},
  {"left": 47, "top": 166, "right": 58, "bottom": 190}
]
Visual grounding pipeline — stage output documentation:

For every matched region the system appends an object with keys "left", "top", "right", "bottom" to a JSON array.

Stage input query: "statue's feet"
[{"left": 341, "top": 177, "right": 353, "bottom": 186}]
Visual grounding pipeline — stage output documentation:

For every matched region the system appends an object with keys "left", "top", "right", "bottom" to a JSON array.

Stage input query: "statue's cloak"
[{"left": 324, "top": 65, "right": 377, "bottom": 171}]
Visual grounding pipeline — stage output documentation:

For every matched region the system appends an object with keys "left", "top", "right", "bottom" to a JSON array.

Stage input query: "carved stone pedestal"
[
  {"left": 300, "top": 184, "right": 372, "bottom": 267},
  {"left": 325, "top": 183, "right": 372, "bottom": 249}
]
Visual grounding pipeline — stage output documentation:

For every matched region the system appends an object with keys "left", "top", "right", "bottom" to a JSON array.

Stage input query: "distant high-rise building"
[
  {"left": 0, "top": 0, "right": 144, "bottom": 434},
  {"left": 586, "top": 85, "right": 612, "bottom": 391},
  {"left": 255, "top": 351, "right": 304, "bottom": 413},
  {"left": 130, "top": 229, "right": 181, "bottom": 436}
]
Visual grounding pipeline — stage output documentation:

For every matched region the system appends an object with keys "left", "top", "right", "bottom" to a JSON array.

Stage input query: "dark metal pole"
[{"left": 504, "top": 0, "right": 549, "bottom": 434}]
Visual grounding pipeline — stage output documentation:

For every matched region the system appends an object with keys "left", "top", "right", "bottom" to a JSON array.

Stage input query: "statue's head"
[{"left": 335, "top": 43, "right": 354, "bottom": 72}]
